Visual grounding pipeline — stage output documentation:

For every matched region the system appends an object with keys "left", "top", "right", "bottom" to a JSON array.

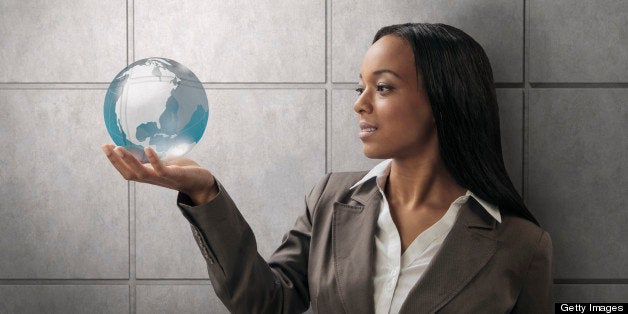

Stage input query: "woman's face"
[{"left": 354, "top": 35, "right": 437, "bottom": 160}]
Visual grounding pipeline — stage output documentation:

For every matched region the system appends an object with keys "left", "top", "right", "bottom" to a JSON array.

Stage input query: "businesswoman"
[{"left": 103, "top": 23, "right": 553, "bottom": 313}]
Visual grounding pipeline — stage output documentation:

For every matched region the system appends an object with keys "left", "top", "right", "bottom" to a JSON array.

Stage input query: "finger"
[
  {"left": 143, "top": 147, "right": 188, "bottom": 189},
  {"left": 103, "top": 145, "right": 138, "bottom": 180},
  {"left": 115, "top": 146, "right": 154, "bottom": 180},
  {"left": 145, "top": 147, "right": 168, "bottom": 177},
  {"left": 101, "top": 144, "right": 116, "bottom": 157},
  {"left": 144, "top": 147, "right": 199, "bottom": 191}
]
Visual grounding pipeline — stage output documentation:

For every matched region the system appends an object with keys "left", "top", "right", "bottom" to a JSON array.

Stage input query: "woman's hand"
[{"left": 101, "top": 144, "right": 218, "bottom": 205}]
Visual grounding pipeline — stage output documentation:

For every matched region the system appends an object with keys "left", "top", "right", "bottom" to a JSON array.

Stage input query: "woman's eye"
[
  {"left": 377, "top": 85, "right": 393, "bottom": 93},
  {"left": 355, "top": 85, "right": 392, "bottom": 96}
]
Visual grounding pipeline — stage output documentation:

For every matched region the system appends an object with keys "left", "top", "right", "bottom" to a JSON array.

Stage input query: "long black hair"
[{"left": 373, "top": 23, "right": 538, "bottom": 225}]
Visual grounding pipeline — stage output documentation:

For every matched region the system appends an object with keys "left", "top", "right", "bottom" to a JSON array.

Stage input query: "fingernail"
[{"left": 114, "top": 148, "right": 124, "bottom": 158}]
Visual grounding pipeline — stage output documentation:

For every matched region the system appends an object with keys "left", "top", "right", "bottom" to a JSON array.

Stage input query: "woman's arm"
[
  {"left": 102, "top": 144, "right": 325, "bottom": 313},
  {"left": 177, "top": 174, "right": 331, "bottom": 313}
]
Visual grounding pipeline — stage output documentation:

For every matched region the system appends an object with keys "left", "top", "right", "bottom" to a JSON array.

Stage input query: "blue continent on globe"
[{"left": 104, "top": 58, "right": 209, "bottom": 162}]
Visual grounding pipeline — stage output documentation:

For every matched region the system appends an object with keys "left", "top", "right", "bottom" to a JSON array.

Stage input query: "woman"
[{"left": 102, "top": 23, "right": 553, "bottom": 313}]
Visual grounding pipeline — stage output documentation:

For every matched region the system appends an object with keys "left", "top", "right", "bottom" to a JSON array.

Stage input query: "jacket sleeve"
[
  {"left": 512, "top": 230, "right": 554, "bottom": 314},
  {"left": 177, "top": 174, "right": 331, "bottom": 314}
]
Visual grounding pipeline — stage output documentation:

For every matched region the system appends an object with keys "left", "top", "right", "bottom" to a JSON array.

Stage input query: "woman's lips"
[{"left": 359, "top": 121, "right": 377, "bottom": 140}]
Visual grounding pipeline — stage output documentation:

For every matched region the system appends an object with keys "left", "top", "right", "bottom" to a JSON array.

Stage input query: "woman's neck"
[{"left": 385, "top": 155, "right": 466, "bottom": 212}]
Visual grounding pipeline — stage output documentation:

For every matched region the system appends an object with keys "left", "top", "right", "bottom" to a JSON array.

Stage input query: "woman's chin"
[{"left": 362, "top": 147, "right": 387, "bottom": 160}]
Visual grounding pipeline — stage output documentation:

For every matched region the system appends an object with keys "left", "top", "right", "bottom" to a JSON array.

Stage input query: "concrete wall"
[{"left": 1, "top": 0, "right": 626, "bottom": 312}]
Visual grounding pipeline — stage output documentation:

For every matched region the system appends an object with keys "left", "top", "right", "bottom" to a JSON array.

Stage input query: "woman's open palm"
[{"left": 101, "top": 144, "right": 217, "bottom": 205}]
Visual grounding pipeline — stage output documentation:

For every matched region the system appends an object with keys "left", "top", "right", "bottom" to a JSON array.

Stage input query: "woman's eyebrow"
[{"left": 359, "top": 69, "right": 402, "bottom": 79}]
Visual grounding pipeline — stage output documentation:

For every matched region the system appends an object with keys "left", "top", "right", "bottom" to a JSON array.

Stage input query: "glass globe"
[{"left": 104, "top": 57, "right": 209, "bottom": 162}]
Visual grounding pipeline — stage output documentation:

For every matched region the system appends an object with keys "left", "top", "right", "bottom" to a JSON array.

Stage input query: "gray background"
[{"left": 0, "top": 0, "right": 626, "bottom": 312}]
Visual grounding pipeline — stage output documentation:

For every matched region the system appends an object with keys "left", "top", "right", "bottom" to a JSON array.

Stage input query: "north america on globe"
[{"left": 104, "top": 58, "right": 209, "bottom": 162}]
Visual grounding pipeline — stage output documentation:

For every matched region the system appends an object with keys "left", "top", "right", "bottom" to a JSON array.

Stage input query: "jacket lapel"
[
  {"left": 332, "top": 178, "right": 380, "bottom": 314},
  {"left": 399, "top": 198, "right": 499, "bottom": 313}
]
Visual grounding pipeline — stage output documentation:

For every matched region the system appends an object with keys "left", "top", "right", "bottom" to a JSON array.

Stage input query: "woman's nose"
[{"left": 353, "top": 92, "right": 372, "bottom": 114}]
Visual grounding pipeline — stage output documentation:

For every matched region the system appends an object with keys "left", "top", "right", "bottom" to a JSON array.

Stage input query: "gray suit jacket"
[{"left": 177, "top": 172, "right": 553, "bottom": 314}]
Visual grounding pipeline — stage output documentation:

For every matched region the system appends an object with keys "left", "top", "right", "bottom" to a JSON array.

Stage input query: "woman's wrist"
[{"left": 183, "top": 178, "right": 219, "bottom": 206}]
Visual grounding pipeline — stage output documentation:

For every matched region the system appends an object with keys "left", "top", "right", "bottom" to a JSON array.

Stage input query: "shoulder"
[
  {"left": 327, "top": 171, "right": 368, "bottom": 188},
  {"left": 305, "top": 171, "right": 368, "bottom": 213},
  {"left": 495, "top": 213, "right": 553, "bottom": 263},
  {"left": 307, "top": 171, "right": 368, "bottom": 197},
  {"left": 496, "top": 214, "right": 553, "bottom": 302},
  {"left": 499, "top": 213, "right": 550, "bottom": 245}
]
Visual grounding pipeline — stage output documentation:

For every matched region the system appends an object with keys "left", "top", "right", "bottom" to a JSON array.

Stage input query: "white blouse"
[{"left": 350, "top": 159, "right": 502, "bottom": 314}]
